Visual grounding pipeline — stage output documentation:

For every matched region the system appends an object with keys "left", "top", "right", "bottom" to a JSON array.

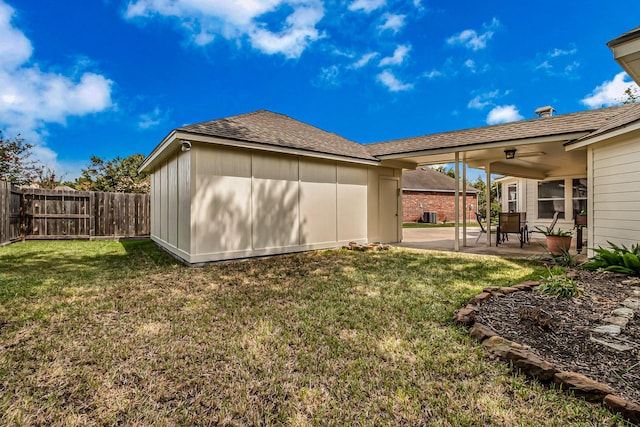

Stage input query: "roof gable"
[{"left": 178, "top": 110, "right": 378, "bottom": 162}]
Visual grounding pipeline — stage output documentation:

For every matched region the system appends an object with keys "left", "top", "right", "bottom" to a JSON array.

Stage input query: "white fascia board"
[
  {"left": 138, "top": 131, "right": 179, "bottom": 173},
  {"left": 375, "top": 132, "right": 589, "bottom": 160},
  {"left": 566, "top": 121, "right": 640, "bottom": 150}
]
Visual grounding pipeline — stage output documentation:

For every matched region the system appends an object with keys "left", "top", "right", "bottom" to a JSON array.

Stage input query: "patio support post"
[
  {"left": 462, "top": 160, "right": 467, "bottom": 247},
  {"left": 485, "top": 163, "right": 491, "bottom": 246},
  {"left": 454, "top": 152, "right": 460, "bottom": 252}
]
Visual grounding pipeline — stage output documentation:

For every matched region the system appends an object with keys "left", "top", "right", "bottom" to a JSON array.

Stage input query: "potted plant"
[
  {"left": 575, "top": 209, "right": 587, "bottom": 226},
  {"left": 534, "top": 226, "right": 573, "bottom": 255}
]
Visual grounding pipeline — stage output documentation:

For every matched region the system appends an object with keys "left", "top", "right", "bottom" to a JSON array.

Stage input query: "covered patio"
[{"left": 368, "top": 104, "right": 637, "bottom": 256}]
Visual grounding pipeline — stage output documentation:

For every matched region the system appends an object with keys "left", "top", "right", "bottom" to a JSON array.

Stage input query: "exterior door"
[{"left": 379, "top": 177, "right": 399, "bottom": 242}]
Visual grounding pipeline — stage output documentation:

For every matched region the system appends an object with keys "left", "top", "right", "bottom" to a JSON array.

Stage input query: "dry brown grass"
[{"left": 0, "top": 240, "right": 628, "bottom": 426}]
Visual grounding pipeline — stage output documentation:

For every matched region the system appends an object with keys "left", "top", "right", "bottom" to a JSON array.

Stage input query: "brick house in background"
[{"left": 402, "top": 167, "right": 477, "bottom": 223}]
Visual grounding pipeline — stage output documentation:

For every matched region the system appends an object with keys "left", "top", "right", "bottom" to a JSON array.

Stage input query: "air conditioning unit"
[{"left": 422, "top": 211, "right": 437, "bottom": 224}]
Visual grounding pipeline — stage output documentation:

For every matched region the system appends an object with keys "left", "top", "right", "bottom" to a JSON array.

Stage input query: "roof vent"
[{"left": 534, "top": 105, "right": 556, "bottom": 118}]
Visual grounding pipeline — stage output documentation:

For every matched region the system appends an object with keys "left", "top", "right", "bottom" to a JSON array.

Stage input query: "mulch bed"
[{"left": 475, "top": 269, "right": 640, "bottom": 405}]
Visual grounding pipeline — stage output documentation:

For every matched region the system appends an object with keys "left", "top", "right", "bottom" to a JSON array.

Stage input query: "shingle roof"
[
  {"left": 403, "top": 167, "right": 477, "bottom": 192},
  {"left": 574, "top": 102, "right": 640, "bottom": 143},
  {"left": 178, "top": 110, "right": 378, "bottom": 161},
  {"left": 607, "top": 26, "right": 640, "bottom": 48},
  {"left": 366, "top": 104, "right": 636, "bottom": 157}
]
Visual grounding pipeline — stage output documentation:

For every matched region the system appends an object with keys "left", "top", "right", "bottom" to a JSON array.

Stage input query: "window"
[
  {"left": 507, "top": 183, "right": 517, "bottom": 212},
  {"left": 572, "top": 178, "right": 587, "bottom": 218},
  {"left": 538, "top": 180, "right": 565, "bottom": 219}
]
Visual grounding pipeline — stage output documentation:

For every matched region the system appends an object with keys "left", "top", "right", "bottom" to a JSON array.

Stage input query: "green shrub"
[
  {"left": 537, "top": 270, "right": 581, "bottom": 298},
  {"left": 582, "top": 241, "right": 640, "bottom": 276}
]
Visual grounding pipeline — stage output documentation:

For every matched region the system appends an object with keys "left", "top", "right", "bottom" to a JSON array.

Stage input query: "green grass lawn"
[{"left": 0, "top": 240, "right": 625, "bottom": 425}]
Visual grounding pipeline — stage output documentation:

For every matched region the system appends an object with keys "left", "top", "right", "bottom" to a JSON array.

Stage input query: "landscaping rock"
[
  {"left": 483, "top": 286, "right": 501, "bottom": 292},
  {"left": 622, "top": 298, "right": 640, "bottom": 310},
  {"left": 512, "top": 281, "right": 539, "bottom": 291},
  {"left": 612, "top": 307, "right": 635, "bottom": 319},
  {"left": 471, "top": 292, "right": 492, "bottom": 305},
  {"left": 604, "top": 394, "right": 640, "bottom": 424},
  {"left": 482, "top": 336, "right": 523, "bottom": 358},
  {"left": 553, "top": 371, "right": 615, "bottom": 402},
  {"left": 592, "top": 324, "right": 621, "bottom": 336},
  {"left": 454, "top": 307, "right": 478, "bottom": 325},
  {"left": 500, "top": 286, "right": 520, "bottom": 294},
  {"left": 469, "top": 322, "right": 498, "bottom": 341},
  {"left": 590, "top": 336, "right": 634, "bottom": 352},
  {"left": 602, "top": 316, "right": 629, "bottom": 328},
  {"left": 501, "top": 347, "right": 557, "bottom": 381}
]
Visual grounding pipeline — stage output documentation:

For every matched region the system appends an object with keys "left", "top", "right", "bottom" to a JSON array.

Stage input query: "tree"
[
  {"left": 471, "top": 176, "right": 500, "bottom": 218},
  {"left": 75, "top": 154, "right": 150, "bottom": 193},
  {"left": 622, "top": 86, "right": 640, "bottom": 104},
  {"left": 0, "top": 131, "right": 43, "bottom": 185},
  {"left": 430, "top": 165, "right": 455, "bottom": 178}
]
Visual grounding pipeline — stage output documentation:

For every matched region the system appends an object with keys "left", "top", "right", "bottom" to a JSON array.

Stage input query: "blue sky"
[{"left": 1, "top": 0, "right": 639, "bottom": 180}]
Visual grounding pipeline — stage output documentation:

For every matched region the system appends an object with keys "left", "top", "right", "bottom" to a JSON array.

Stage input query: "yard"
[{"left": 0, "top": 240, "right": 627, "bottom": 425}]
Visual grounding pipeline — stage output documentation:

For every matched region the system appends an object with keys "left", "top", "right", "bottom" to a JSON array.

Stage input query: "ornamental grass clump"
[
  {"left": 537, "top": 269, "right": 582, "bottom": 298},
  {"left": 582, "top": 241, "right": 640, "bottom": 276}
]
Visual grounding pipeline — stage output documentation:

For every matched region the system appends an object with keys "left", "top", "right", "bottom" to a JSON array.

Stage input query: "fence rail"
[{"left": 0, "top": 182, "right": 149, "bottom": 245}]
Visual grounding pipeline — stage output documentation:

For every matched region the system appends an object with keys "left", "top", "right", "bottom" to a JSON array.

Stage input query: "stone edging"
[{"left": 454, "top": 280, "right": 640, "bottom": 425}]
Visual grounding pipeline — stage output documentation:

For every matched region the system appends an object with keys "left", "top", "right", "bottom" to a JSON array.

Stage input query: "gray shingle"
[
  {"left": 403, "top": 167, "right": 477, "bottom": 192},
  {"left": 178, "top": 110, "right": 377, "bottom": 161},
  {"left": 366, "top": 104, "right": 636, "bottom": 156}
]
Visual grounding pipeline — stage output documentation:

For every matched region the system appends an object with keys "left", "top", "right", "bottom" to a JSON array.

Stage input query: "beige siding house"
[{"left": 142, "top": 27, "right": 640, "bottom": 262}]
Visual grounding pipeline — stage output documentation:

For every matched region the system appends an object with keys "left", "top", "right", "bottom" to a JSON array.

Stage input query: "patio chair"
[
  {"left": 474, "top": 212, "right": 495, "bottom": 243},
  {"left": 496, "top": 212, "right": 528, "bottom": 248}
]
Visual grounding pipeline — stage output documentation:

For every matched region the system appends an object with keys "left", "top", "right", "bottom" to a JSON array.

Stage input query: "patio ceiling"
[{"left": 377, "top": 133, "right": 589, "bottom": 180}]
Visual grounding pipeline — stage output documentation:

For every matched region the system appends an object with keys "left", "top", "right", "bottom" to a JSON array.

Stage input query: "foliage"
[
  {"left": 471, "top": 176, "right": 500, "bottom": 217},
  {"left": 582, "top": 241, "right": 640, "bottom": 276},
  {"left": 548, "top": 248, "right": 578, "bottom": 267},
  {"left": 0, "top": 131, "right": 44, "bottom": 185},
  {"left": 621, "top": 86, "right": 640, "bottom": 104},
  {"left": 537, "top": 268, "right": 582, "bottom": 298},
  {"left": 430, "top": 165, "right": 455, "bottom": 178},
  {"left": 534, "top": 226, "right": 572, "bottom": 237},
  {"left": 74, "top": 153, "right": 150, "bottom": 193},
  {"left": 33, "top": 166, "right": 62, "bottom": 189}
]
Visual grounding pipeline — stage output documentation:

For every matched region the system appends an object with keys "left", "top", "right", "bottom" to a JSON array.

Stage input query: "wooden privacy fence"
[{"left": 0, "top": 182, "right": 150, "bottom": 245}]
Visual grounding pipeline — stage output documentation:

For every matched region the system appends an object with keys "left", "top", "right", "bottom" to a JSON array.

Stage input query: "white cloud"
[
  {"left": 125, "top": 0, "right": 325, "bottom": 59},
  {"left": 0, "top": 0, "right": 113, "bottom": 176},
  {"left": 467, "top": 90, "right": 500, "bottom": 110},
  {"left": 317, "top": 65, "right": 340, "bottom": 86},
  {"left": 446, "top": 17, "right": 500, "bottom": 51},
  {"left": 423, "top": 69, "right": 442, "bottom": 79},
  {"left": 379, "top": 44, "right": 411, "bottom": 67},
  {"left": 137, "top": 106, "right": 168, "bottom": 129},
  {"left": 350, "top": 52, "right": 378, "bottom": 69},
  {"left": 550, "top": 47, "right": 577, "bottom": 58},
  {"left": 377, "top": 70, "right": 413, "bottom": 92},
  {"left": 581, "top": 72, "right": 640, "bottom": 108},
  {"left": 535, "top": 45, "right": 579, "bottom": 77},
  {"left": 378, "top": 13, "right": 405, "bottom": 34},
  {"left": 348, "top": 0, "right": 386, "bottom": 13},
  {"left": 486, "top": 105, "right": 523, "bottom": 124},
  {"left": 463, "top": 58, "right": 476, "bottom": 72}
]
